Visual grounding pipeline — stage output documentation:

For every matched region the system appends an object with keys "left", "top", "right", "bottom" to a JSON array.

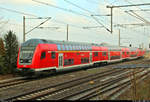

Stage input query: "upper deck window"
[
  {"left": 57, "top": 45, "right": 61, "bottom": 51},
  {"left": 66, "top": 45, "right": 70, "bottom": 50},
  {"left": 69, "top": 45, "right": 72, "bottom": 50},
  {"left": 61, "top": 45, "right": 65, "bottom": 51}
]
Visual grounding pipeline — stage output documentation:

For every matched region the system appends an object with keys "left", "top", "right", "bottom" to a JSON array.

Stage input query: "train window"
[
  {"left": 51, "top": 52, "right": 56, "bottom": 59},
  {"left": 61, "top": 45, "right": 65, "bottom": 51},
  {"left": 85, "top": 46, "right": 88, "bottom": 50},
  {"left": 75, "top": 46, "right": 78, "bottom": 50},
  {"left": 83, "top": 58, "right": 85, "bottom": 63},
  {"left": 123, "top": 52, "right": 125, "bottom": 55},
  {"left": 41, "top": 51, "right": 46, "bottom": 59},
  {"left": 57, "top": 45, "right": 61, "bottom": 51},
  {"left": 81, "top": 58, "right": 89, "bottom": 63},
  {"left": 69, "top": 45, "right": 72, "bottom": 50},
  {"left": 64, "top": 59, "right": 74, "bottom": 65},
  {"left": 66, "top": 45, "right": 69, "bottom": 51},
  {"left": 72, "top": 45, "right": 75, "bottom": 51},
  {"left": 76, "top": 46, "right": 79, "bottom": 50},
  {"left": 82, "top": 46, "right": 84, "bottom": 50},
  {"left": 127, "top": 52, "right": 129, "bottom": 54},
  {"left": 102, "top": 52, "right": 107, "bottom": 56},
  {"left": 76, "top": 46, "right": 78, "bottom": 50},
  {"left": 79, "top": 46, "right": 82, "bottom": 50},
  {"left": 80, "top": 46, "right": 82, "bottom": 50},
  {"left": 68, "top": 59, "right": 72, "bottom": 64},
  {"left": 64, "top": 59, "right": 68, "bottom": 65},
  {"left": 81, "top": 58, "right": 84, "bottom": 63},
  {"left": 87, "top": 58, "right": 89, "bottom": 62},
  {"left": 87, "top": 46, "right": 90, "bottom": 50},
  {"left": 94, "top": 52, "right": 98, "bottom": 57},
  {"left": 71, "top": 59, "right": 74, "bottom": 64}
]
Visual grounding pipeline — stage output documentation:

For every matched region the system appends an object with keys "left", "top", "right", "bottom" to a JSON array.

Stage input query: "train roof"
[
  {"left": 22, "top": 39, "right": 138, "bottom": 51},
  {"left": 22, "top": 39, "right": 95, "bottom": 47}
]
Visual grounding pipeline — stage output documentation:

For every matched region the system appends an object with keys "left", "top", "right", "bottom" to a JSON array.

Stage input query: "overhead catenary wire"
[
  {"left": 124, "top": 0, "right": 150, "bottom": 16},
  {"left": 63, "top": 0, "right": 111, "bottom": 33},
  {"left": 33, "top": 0, "right": 111, "bottom": 33},
  {"left": 0, "top": 6, "right": 36, "bottom": 17},
  {"left": 32, "top": 0, "right": 90, "bottom": 18},
  {"left": 130, "top": 11, "right": 150, "bottom": 24},
  {"left": 0, "top": 6, "right": 92, "bottom": 32},
  {"left": 0, "top": 0, "right": 110, "bottom": 34},
  {"left": 25, "top": 17, "right": 51, "bottom": 35},
  {"left": 104, "top": 0, "right": 150, "bottom": 38},
  {"left": 124, "top": 11, "right": 149, "bottom": 23},
  {"left": 32, "top": 0, "right": 107, "bottom": 32}
]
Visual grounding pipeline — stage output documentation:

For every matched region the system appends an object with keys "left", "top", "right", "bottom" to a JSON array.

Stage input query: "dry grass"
[
  {"left": 0, "top": 74, "right": 14, "bottom": 80},
  {"left": 118, "top": 75, "right": 150, "bottom": 100},
  {"left": 144, "top": 52, "right": 150, "bottom": 59}
]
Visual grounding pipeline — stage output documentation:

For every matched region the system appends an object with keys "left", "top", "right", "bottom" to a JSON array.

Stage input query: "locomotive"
[{"left": 17, "top": 39, "right": 145, "bottom": 76}]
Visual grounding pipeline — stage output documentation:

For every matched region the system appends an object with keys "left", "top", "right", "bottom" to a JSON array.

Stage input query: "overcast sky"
[{"left": 0, "top": 0, "right": 150, "bottom": 48}]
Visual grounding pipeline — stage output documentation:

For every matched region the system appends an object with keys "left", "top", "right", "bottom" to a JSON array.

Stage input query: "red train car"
[{"left": 17, "top": 39, "right": 145, "bottom": 76}]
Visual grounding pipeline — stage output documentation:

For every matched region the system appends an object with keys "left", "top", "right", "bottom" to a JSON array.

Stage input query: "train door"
[
  {"left": 89, "top": 52, "right": 92, "bottom": 63},
  {"left": 58, "top": 53, "right": 63, "bottom": 68}
]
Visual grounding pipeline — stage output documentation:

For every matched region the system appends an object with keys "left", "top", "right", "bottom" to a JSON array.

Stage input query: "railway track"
[
  {"left": 0, "top": 77, "right": 30, "bottom": 91},
  {"left": 4, "top": 68, "right": 126, "bottom": 101},
  {"left": 0, "top": 58, "right": 142, "bottom": 92},
  {"left": 6, "top": 68, "right": 149, "bottom": 101},
  {"left": 39, "top": 68, "right": 148, "bottom": 100},
  {"left": 1, "top": 57, "right": 149, "bottom": 101},
  {"left": 76, "top": 69, "right": 149, "bottom": 100}
]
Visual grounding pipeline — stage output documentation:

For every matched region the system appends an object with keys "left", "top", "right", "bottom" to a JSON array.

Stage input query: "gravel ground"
[{"left": 0, "top": 67, "right": 110, "bottom": 99}]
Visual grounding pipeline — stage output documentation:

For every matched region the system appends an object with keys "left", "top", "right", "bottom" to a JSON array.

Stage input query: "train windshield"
[
  {"left": 19, "top": 50, "right": 34, "bottom": 59},
  {"left": 19, "top": 46, "right": 35, "bottom": 64}
]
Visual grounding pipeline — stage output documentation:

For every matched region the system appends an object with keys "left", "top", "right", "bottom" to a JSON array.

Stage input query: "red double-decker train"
[{"left": 17, "top": 39, "right": 145, "bottom": 76}]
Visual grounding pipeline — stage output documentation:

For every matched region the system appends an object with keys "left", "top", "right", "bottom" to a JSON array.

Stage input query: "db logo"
[{"left": 23, "top": 65, "right": 26, "bottom": 67}]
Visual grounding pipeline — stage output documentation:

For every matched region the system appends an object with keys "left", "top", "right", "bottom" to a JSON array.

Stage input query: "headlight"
[
  {"left": 20, "top": 59, "right": 23, "bottom": 63},
  {"left": 28, "top": 59, "right": 32, "bottom": 63}
]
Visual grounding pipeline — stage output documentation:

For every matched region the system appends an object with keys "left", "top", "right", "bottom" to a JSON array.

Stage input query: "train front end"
[{"left": 17, "top": 39, "right": 40, "bottom": 76}]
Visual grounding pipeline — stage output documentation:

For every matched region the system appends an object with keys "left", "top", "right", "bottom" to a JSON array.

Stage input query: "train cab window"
[
  {"left": 51, "top": 52, "right": 56, "bottom": 59},
  {"left": 41, "top": 51, "right": 46, "bottom": 59}
]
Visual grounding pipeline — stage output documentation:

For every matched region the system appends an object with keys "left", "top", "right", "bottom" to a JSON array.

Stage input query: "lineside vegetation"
[{"left": 0, "top": 30, "right": 19, "bottom": 74}]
